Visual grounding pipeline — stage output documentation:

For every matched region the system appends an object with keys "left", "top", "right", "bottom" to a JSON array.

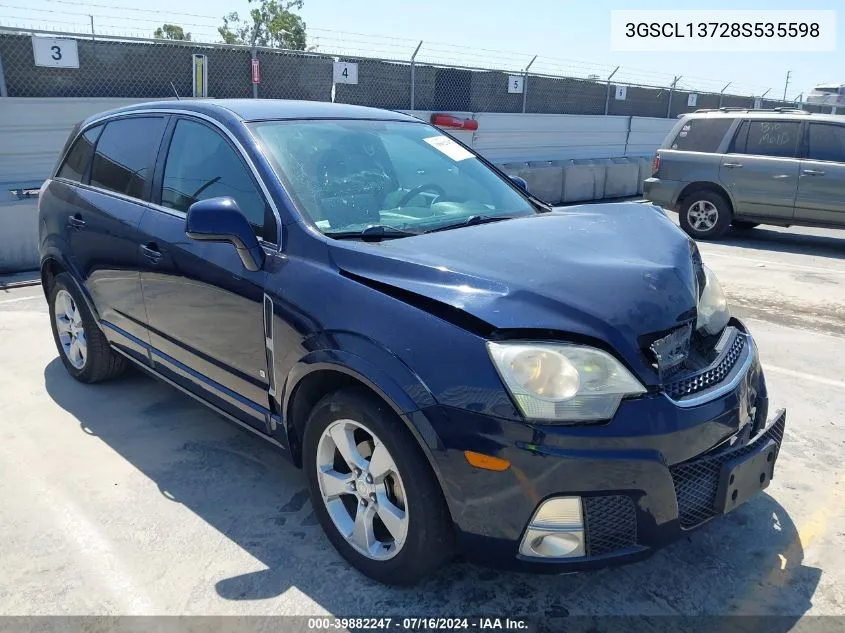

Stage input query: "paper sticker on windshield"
[{"left": 424, "top": 136, "right": 475, "bottom": 161}]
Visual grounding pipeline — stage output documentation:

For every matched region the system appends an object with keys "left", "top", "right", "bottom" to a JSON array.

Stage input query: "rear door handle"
[
  {"left": 802, "top": 169, "right": 826, "bottom": 176},
  {"left": 140, "top": 243, "right": 162, "bottom": 264},
  {"left": 723, "top": 162, "right": 743, "bottom": 168},
  {"left": 67, "top": 214, "right": 86, "bottom": 230},
  {"left": 772, "top": 174, "right": 791, "bottom": 180}
]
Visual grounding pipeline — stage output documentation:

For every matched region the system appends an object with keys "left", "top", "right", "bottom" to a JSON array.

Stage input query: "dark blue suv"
[{"left": 39, "top": 100, "right": 786, "bottom": 585}]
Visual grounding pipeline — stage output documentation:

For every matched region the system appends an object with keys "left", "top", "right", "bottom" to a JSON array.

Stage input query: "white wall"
[{"left": 404, "top": 110, "right": 674, "bottom": 163}]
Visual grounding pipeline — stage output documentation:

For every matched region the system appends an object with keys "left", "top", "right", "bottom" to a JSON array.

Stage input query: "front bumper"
[{"left": 423, "top": 331, "right": 787, "bottom": 573}]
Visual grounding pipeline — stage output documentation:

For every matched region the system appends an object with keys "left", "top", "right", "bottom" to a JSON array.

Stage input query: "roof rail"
[{"left": 692, "top": 107, "right": 811, "bottom": 114}]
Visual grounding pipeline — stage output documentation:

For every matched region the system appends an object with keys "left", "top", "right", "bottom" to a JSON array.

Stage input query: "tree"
[
  {"left": 218, "top": 0, "right": 307, "bottom": 50},
  {"left": 154, "top": 24, "right": 191, "bottom": 41}
]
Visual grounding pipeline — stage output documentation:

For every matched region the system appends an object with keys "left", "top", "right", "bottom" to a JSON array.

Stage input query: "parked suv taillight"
[{"left": 652, "top": 154, "right": 661, "bottom": 176}]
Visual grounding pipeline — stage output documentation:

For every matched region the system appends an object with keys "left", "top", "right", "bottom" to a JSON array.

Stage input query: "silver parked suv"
[{"left": 644, "top": 108, "right": 845, "bottom": 239}]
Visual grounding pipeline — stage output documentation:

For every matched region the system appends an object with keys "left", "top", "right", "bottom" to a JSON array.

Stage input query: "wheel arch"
[
  {"left": 39, "top": 253, "right": 102, "bottom": 323},
  {"left": 677, "top": 181, "right": 735, "bottom": 214},
  {"left": 282, "top": 358, "right": 443, "bottom": 470}
]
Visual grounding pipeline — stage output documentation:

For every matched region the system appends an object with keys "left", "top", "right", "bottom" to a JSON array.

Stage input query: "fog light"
[
  {"left": 518, "top": 496, "right": 585, "bottom": 559},
  {"left": 521, "top": 529, "right": 585, "bottom": 558}
]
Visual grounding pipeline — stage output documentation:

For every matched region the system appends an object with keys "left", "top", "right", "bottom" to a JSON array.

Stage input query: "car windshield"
[{"left": 249, "top": 119, "right": 536, "bottom": 237}]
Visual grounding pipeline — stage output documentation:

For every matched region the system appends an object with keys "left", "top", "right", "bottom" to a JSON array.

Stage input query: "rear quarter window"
[
  {"left": 57, "top": 125, "right": 102, "bottom": 183},
  {"left": 670, "top": 118, "right": 733, "bottom": 152}
]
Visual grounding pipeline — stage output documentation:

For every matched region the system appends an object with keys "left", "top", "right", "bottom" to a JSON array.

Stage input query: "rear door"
[
  {"left": 60, "top": 115, "right": 168, "bottom": 361},
  {"left": 718, "top": 119, "right": 802, "bottom": 222},
  {"left": 794, "top": 122, "right": 845, "bottom": 226},
  {"left": 139, "top": 116, "right": 275, "bottom": 430}
]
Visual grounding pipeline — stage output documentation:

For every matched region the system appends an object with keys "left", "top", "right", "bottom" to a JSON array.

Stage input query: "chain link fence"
[{"left": 0, "top": 28, "right": 838, "bottom": 117}]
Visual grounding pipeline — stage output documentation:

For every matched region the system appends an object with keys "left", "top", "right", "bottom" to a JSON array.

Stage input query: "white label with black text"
[
  {"left": 424, "top": 136, "right": 474, "bottom": 162},
  {"left": 31, "top": 37, "right": 79, "bottom": 68},
  {"left": 333, "top": 62, "right": 358, "bottom": 84}
]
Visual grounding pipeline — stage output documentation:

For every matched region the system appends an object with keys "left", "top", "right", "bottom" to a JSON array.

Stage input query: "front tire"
[
  {"left": 48, "top": 272, "right": 126, "bottom": 383},
  {"left": 679, "top": 190, "right": 732, "bottom": 240},
  {"left": 303, "top": 387, "right": 454, "bottom": 585}
]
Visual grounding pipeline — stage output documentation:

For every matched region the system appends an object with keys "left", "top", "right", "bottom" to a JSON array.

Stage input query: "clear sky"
[{"left": 2, "top": 0, "right": 841, "bottom": 97}]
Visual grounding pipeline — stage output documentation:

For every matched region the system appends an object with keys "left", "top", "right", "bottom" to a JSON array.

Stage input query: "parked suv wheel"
[
  {"left": 303, "top": 387, "right": 454, "bottom": 585},
  {"left": 679, "top": 190, "right": 732, "bottom": 240},
  {"left": 48, "top": 273, "right": 126, "bottom": 383}
]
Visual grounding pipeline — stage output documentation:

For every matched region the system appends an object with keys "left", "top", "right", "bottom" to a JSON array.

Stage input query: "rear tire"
[
  {"left": 732, "top": 220, "right": 760, "bottom": 230},
  {"left": 48, "top": 272, "right": 126, "bottom": 383},
  {"left": 679, "top": 190, "right": 732, "bottom": 240},
  {"left": 303, "top": 387, "right": 454, "bottom": 585}
]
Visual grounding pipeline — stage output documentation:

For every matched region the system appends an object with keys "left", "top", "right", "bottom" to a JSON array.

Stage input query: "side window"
[
  {"left": 57, "top": 125, "right": 102, "bottom": 183},
  {"left": 740, "top": 121, "right": 801, "bottom": 158},
  {"left": 161, "top": 119, "right": 269, "bottom": 236},
  {"left": 91, "top": 117, "right": 167, "bottom": 199},
  {"left": 807, "top": 124, "right": 845, "bottom": 163},
  {"left": 669, "top": 118, "right": 734, "bottom": 152}
]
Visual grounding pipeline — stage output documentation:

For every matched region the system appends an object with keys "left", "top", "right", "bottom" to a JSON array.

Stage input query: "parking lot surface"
[{"left": 0, "top": 218, "right": 843, "bottom": 621}]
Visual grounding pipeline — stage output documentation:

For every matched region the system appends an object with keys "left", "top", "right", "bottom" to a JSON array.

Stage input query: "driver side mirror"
[
  {"left": 185, "top": 197, "right": 265, "bottom": 272},
  {"left": 509, "top": 176, "right": 529, "bottom": 192}
]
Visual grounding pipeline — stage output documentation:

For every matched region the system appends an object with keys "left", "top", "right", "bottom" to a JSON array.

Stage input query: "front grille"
[
  {"left": 670, "top": 415, "right": 786, "bottom": 528},
  {"left": 664, "top": 334, "right": 746, "bottom": 400},
  {"left": 583, "top": 495, "right": 638, "bottom": 557}
]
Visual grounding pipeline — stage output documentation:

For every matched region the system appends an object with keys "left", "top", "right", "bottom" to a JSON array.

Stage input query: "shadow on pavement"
[
  {"left": 716, "top": 226, "right": 845, "bottom": 261},
  {"left": 44, "top": 359, "right": 821, "bottom": 627}
]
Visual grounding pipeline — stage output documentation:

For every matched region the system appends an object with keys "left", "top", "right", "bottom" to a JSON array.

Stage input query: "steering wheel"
[{"left": 397, "top": 183, "right": 446, "bottom": 208}]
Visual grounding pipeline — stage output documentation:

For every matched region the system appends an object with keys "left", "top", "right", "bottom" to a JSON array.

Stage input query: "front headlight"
[
  {"left": 487, "top": 342, "right": 646, "bottom": 423},
  {"left": 696, "top": 266, "right": 730, "bottom": 335}
]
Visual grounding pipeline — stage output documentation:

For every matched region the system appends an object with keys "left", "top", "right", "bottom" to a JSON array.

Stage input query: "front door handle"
[
  {"left": 140, "top": 243, "right": 162, "bottom": 264},
  {"left": 772, "top": 174, "right": 791, "bottom": 180},
  {"left": 723, "top": 162, "right": 744, "bottom": 169},
  {"left": 802, "top": 169, "right": 826, "bottom": 176},
  {"left": 67, "top": 214, "right": 86, "bottom": 230}
]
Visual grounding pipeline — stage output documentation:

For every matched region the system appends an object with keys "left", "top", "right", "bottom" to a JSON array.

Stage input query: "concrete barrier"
[
  {"left": 602, "top": 158, "right": 640, "bottom": 199},
  {"left": 518, "top": 161, "right": 565, "bottom": 205},
  {"left": 0, "top": 198, "right": 39, "bottom": 273},
  {"left": 499, "top": 162, "right": 528, "bottom": 178},
  {"left": 634, "top": 156, "right": 652, "bottom": 195},
  {"left": 562, "top": 160, "right": 603, "bottom": 203}
]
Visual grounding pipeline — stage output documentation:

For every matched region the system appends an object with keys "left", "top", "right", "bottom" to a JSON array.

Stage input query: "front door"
[
  {"left": 139, "top": 116, "right": 277, "bottom": 430},
  {"left": 794, "top": 122, "right": 845, "bottom": 225},
  {"left": 719, "top": 119, "right": 801, "bottom": 222}
]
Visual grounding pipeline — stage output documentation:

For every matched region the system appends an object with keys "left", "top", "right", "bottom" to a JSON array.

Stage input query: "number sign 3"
[{"left": 31, "top": 37, "right": 80, "bottom": 68}]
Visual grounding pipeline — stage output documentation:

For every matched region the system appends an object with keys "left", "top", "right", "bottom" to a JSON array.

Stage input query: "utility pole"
[
  {"left": 89, "top": 14, "right": 94, "bottom": 41},
  {"left": 782, "top": 70, "right": 791, "bottom": 102}
]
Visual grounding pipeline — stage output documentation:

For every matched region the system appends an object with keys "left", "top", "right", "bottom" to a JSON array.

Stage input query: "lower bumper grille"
[
  {"left": 670, "top": 415, "right": 786, "bottom": 528},
  {"left": 583, "top": 495, "right": 638, "bottom": 557}
]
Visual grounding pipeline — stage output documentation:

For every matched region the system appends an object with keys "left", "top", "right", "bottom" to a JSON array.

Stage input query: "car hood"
[{"left": 329, "top": 203, "right": 699, "bottom": 381}]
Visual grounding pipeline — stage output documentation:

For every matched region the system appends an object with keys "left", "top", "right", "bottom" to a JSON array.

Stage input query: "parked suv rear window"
[
  {"left": 57, "top": 125, "right": 102, "bottom": 183},
  {"left": 670, "top": 118, "right": 733, "bottom": 152},
  {"left": 730, "top": 120, "right": 800, "bottom": 158},
  {"left": 90, "top": 117, "right": 167, "bottom": 199},
  {"left": 807, "top": 123, "right": 845, "bottom": 163}
]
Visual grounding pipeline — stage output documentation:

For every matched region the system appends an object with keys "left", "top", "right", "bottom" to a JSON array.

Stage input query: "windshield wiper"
[
  {"left": 423, "top": 214, "right": 516, "bottom": 234},
  {"left": 326, "top": 224, "right": 420, "bottom": 242}
]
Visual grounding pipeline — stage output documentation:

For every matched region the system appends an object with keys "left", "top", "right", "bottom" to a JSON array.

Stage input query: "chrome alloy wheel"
[
  {"left": 316, "top": 419, "right": 409, "bottom": 561},
  {"left": 55, "top": 289, "right": 87, "bottom": 370},
  {"left": 687, "top": 200, "right": 719, "bottom": 232}
]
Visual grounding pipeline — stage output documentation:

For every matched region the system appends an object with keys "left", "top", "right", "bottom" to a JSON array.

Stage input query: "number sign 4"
[
  {"left": 32, "top": 37, "right": 80, "bottom": 68},
  {"left": 333, "top": 62, "right": 358, "bottom": 85}
]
